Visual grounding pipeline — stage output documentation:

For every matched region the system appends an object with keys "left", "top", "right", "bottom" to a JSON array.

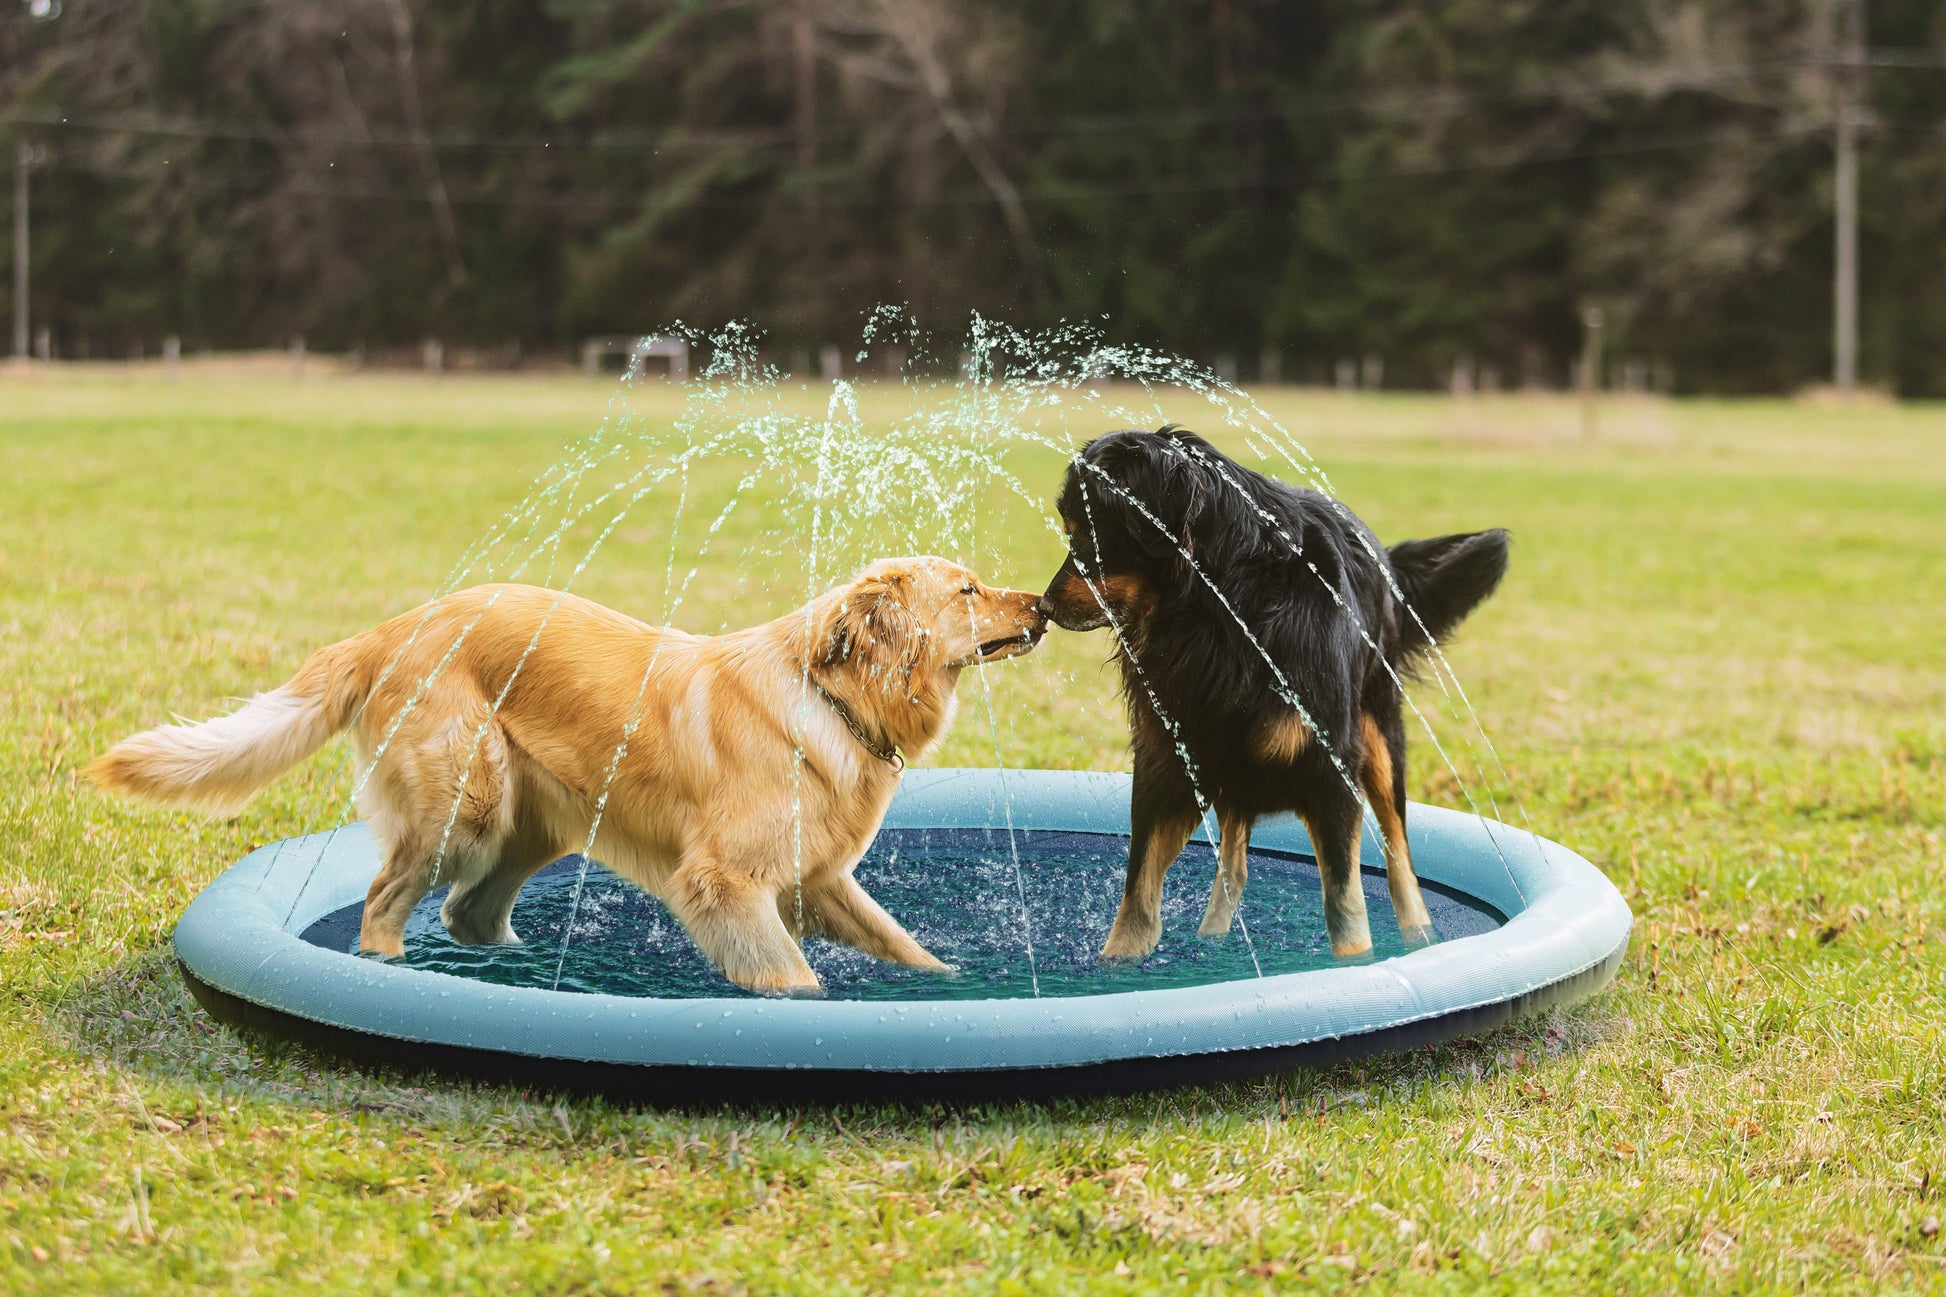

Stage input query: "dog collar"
[{"left": 809, "top": 679, "right": 904, "bottom": 772}]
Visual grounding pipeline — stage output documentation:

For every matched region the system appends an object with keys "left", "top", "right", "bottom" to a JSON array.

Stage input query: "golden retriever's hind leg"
[
  {"left": 1197, "top": 805, "right": 1251, "bottom": 938},
  {"left": 441, "top": 819, "right": 559, "bottom": 946},
  {"left": 802, "top": 874, "right": 951, "bottom": 973},
  {"left": 359, "top": 832, "right": 437, "bottom": 959},
  {"left": 668, "top": 858, "right": 821, "bottom": 996},
  {"left": 1359, "top": 713, "right": 1434, "bottom": 948}
]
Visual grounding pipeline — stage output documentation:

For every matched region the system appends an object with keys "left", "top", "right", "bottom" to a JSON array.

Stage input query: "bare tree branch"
[
  {"left": 382, "top": 0, "right": 466, "bottom": 290},
  {"left": 868, "top": 0, "right": 1049, "bottom": 312}
]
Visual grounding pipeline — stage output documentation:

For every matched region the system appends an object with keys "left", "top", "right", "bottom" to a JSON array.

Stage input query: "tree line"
[{"left": 5, "top": 0, "right": 1945, "bottom": 393}]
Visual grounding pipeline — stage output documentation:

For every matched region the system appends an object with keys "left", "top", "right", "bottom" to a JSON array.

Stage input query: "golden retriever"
[{"left": 88, "top": 558, "right": 1049, "bottom": 994}]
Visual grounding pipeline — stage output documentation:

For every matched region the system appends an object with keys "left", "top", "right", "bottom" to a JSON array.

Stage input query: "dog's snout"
[{"left": 1039, "top": 562, "right": 1108, "bottom": 633}]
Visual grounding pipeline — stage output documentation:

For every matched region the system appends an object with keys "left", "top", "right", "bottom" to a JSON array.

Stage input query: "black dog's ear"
[
  {"left": 1073, "top": 428, "right": 1213, "bottom": 572},
  {"left": 1154, "top": 439, "right": 1210, "bottom": 567},
  {"left": 1176, "top": 474, "right": 1207, "bottom": 561}
]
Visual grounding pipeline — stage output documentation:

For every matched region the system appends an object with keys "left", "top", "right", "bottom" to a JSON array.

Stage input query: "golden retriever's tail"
[{"left": 84, "top": 637, "right": 375, "bottom": 817}]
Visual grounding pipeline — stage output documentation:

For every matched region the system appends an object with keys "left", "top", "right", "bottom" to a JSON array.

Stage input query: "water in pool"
[{"left": 300, "top": 828, "right": 1501, "bottom": 1000}]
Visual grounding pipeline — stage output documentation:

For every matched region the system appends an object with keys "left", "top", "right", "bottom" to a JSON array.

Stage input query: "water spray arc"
[{"left": 254, "top": 311, "right": 1554, "bottom": 1003}]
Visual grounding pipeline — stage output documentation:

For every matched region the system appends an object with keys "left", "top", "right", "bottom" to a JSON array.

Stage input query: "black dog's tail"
[{"left": 1386, "top": 529, "right": 1510, "bottom": 665}]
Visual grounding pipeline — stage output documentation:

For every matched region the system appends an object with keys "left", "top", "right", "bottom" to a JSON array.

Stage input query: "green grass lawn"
[{"left": 2, "top": 367, "right": 1943, "bottom": 1293}]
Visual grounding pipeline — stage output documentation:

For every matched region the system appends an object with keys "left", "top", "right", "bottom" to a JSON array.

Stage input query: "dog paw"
[
  {"left": 735, "top": 971, "right": 827, "bottom": 998},
  {"left": 1399, "top": 923, "right": 1437, "bottom": 950},
  {"left": 1099, "top": 933, "right": 1160, "bottom": 963}
]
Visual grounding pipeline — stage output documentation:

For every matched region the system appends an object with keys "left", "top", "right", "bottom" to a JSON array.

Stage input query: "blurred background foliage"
[{"left": 4, "top": 0, "right": 1945, "bottom": 392}]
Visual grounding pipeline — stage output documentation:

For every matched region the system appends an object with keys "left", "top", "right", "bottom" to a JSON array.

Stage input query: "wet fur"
[
  {"left": 88, "top": 560, "right": 1048, "bottom": 994},
  {"left": 1041, "top": 426, "right": 1509, "bottom": 959}
]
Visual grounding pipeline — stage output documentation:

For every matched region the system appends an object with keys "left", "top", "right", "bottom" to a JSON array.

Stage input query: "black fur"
[
  {"left": 1388, "top": 530, "right": 1511, "bottom": 658},
  {"left": 1041, "top": 424, "right": 1509, "bottom": 955}
]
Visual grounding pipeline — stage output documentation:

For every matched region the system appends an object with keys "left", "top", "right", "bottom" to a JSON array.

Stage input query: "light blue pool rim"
[{"left": 174, "top": 768, "right": 1629, "bottom": 1089}]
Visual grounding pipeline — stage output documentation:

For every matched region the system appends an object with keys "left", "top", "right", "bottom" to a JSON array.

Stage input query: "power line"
[
  {"left": 24, "top": 119, "right": 1831, "bottom": 213},
  {"left": 4, "top": 51, "right": 1939, "bottom": 158}
]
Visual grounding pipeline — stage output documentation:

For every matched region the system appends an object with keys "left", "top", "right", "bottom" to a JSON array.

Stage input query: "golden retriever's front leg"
[
  {"left": 803, "top": 874, "right": 951, "bottom": 973},
  {"left": 666, "top": 856, "right": 821, "bottom": 995}
]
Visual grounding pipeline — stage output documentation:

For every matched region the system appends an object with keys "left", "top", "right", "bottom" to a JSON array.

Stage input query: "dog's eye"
[{"left": 959, "top": 583, "right": 978, "bottom": 596}]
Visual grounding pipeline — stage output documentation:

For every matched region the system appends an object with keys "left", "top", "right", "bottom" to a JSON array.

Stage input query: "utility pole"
[
  {"left": 1833, "top": 0, "right": 1866, "bottom": 397},
  {"left": 792, "top": 0, "right": 816, "bottom": 177},
  {"left": 1579, "top": 305, "right": 1604, "bottom": 440},
  {"left": 12, "top": 135, "right": 28, "bottom": 362}
]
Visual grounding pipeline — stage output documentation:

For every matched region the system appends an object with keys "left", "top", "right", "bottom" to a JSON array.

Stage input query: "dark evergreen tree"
[{"left": 3, "top": 0, "right": 1942, "bottom": 391}]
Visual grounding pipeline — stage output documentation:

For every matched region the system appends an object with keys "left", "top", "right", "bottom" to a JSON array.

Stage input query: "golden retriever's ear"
[{"left": 817, "top": 573, "right": 922, "bottom": 674}]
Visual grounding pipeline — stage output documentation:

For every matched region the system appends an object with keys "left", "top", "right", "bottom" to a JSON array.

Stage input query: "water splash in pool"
[{"left": 299, "top": 829, "right": 1502, "bottom": 1001}]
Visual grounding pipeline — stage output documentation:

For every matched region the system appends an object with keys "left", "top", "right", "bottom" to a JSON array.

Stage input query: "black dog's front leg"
[
  {"left": 1101, "top": 763, "right": 1198, "bottom": 960},
  {"left": 1303, "top": 792, "right": 1374, "bottom": 958}
]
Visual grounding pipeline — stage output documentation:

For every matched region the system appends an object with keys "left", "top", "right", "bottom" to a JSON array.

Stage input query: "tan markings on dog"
[
  {"left": 1358, "top": 714, "right": 1433, "bottom": 935},
  {"left": 1252, "top": 713, "right": 1312, "bottom": 763},
  {"left": 1358, "top": 716, "right": 1405, "bottom": 861},
  {"left": 1300, "top": 808, "right": 1372, "bottom": 958},
  {"left": 1099, "top": 807, "right": 1198, "bottom": 960},
  {"left": 1049, "top": 566, "right": 1155, "bottom": 626},
  {"left": 1096, "top": 573, "right": 1157, "bottom": 623},
  {"left": 1196, "top": 804, "right": 1252, "bottom": 937},
  {"left": 1047, "top": 565, "right": 1092, "bottom": 610},
  {"left": 84, "top": 557, "right": 1048, "bottom": 992}
]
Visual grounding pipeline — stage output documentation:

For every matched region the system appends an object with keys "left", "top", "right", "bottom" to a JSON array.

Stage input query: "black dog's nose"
[{"left": 1034, "top": 597, "right": 1054, "bottom": 629}]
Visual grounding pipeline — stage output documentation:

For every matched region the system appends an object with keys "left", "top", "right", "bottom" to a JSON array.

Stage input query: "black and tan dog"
[{"left": 1042, "top": 425, "right": 1508, "bottom": 960}]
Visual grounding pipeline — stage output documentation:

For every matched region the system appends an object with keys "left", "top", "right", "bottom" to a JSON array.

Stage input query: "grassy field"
[{"left": 2, "top": 367, "right": 1943, "bottom": 1293}]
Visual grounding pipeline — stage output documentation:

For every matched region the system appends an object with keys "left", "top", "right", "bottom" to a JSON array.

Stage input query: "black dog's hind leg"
[
  {"left": 1197, "top": 803, "right": 1251, "bottom": 938},
  {"left": 1102, "top": 760, "right": 1198, "bottom": 960},
  {"left": 1359, "top": 710, "right": 1435, "bottom": 948},
  {"left": 1301, "top": 790, "right": 1373, "bottom": 959}
]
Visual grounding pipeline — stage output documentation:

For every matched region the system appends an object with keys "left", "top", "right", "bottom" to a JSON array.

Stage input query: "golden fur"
[{"left": 88, "top": 558, "right": 1048, "bottom": 994}]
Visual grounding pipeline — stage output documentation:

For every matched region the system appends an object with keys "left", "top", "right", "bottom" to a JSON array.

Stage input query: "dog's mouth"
[{"left": 973, "top": 627, "right": 1044, "bottom": 661}]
